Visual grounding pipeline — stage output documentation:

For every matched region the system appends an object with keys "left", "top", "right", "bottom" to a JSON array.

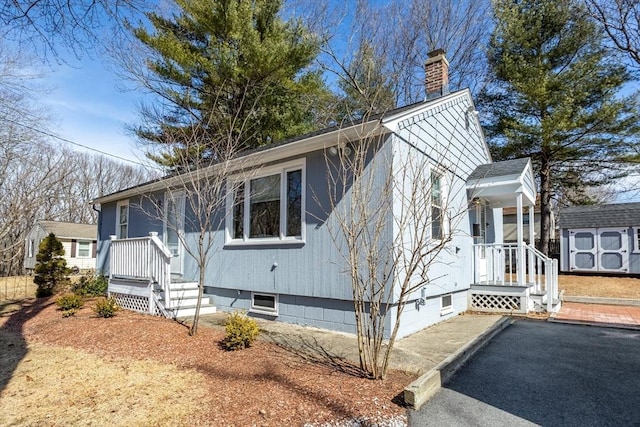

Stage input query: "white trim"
[
  {"left": 115, "top": 200, "right": 129, "bottom": 239},
  {"left": 250, "top": 292, "right": 279, "bottom": 316},
  {"left": 440, "top": 294, "right": 454, "bottom": 315},
  {"left": 633, "top": 227, "right": 640, "bottom": 254},
  {"left": 225, "top": 158, "right": 306, "bottom": 246}
]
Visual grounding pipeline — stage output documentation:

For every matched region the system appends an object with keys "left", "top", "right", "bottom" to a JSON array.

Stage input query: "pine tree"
[
  {"left": 34, "top": 233, "right": 69, "bottom": 297},
  {"left": 481, "top": 0, "right": 640, "bottom": 254},
  {"left": 132, "top": 0, "right": 328, "bottom": 167},
  {"left": 336, "top": 41, "right": 396, "bottom": 122}
]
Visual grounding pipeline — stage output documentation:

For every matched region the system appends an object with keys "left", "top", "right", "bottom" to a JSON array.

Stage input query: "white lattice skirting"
[
  {"left": 471, "top": 293, "right": 522, "bottom": 312},
  {"left": 112, "top": 292, "right": 161, "bottom": 315}
]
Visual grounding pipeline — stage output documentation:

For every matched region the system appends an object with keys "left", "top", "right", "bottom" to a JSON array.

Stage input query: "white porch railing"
[
  {"left": 109, "top": 232, "right": 173, "bottom": 310},
  {"left": 473, "top": 243, "right": 558, "bottom": 311}
]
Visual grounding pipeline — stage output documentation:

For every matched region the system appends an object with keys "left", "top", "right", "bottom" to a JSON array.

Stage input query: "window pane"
[
  {"left": 253, "top": 294, "right": 276, "bottom": 310},
  {"left": 119, "top": 206, "right": 128, "bottom": 224},
  {"left": 442, "top": 294, "right": 452, "bottom": 309},
  {"left": 286, "top": 170, "right": 302, "bottom": 237},
  {"left": 432, "top": 206, "right": 442, "bottom": 240},
  {"left": 250, "top": 174, "right": 280, "bottom": 238},
  {"left": 119, "top": 224, "right": 127, "bottom": 239},
  {"left": 78, "top": 241, "right": 90, "bottom": 257},
  {"left": 232, "top": 183, "right": 244, "bottom": 239},
  {"left": 431, "top": 173, "right": 441, "bottom": 205}
]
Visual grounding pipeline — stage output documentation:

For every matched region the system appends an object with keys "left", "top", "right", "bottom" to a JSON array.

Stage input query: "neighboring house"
[
  {"left": 92, "top": 51, "right": 560, "bottom": 339},
  {"left": 24, "top": 221, "right": 97, "bottom": 274},
  {"left": 559, "top": 202, "right": 640, "bottom": 275},
  {"left": 503, "top": 205, "right": 556, "bottom": 244}
]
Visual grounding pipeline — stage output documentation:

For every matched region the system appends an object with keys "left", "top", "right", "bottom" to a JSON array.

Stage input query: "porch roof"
[{"left": 466, "top": 158, "right": 536, "bottom": 207}]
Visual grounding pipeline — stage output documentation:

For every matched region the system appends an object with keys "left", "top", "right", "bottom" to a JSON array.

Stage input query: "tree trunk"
[{"left": 539, "top": 158, "right": 552, "bottom": 256}]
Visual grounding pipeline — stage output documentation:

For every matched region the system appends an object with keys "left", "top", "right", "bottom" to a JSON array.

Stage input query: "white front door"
[
  {"left": 569, "top": 228, "right": 629, "bottom": 273},
  {"left": 164, "top": 191, "right": 185, "bottom": 275},
  {"left": 475, "top": 202, "right": 488, "bottom": 282}
]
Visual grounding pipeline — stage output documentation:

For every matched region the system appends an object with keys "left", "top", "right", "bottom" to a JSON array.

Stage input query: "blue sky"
[{"left": 42, "top": 55, "right": 149, "bottom": 165}]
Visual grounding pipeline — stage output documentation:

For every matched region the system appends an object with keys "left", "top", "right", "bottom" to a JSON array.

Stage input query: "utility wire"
[{"left": 0, "top": 115, "right": 160, "bottom": 169}]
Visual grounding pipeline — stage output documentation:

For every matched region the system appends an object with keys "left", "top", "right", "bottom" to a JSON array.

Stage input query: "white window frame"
[
  {"left": 225, "top": 159, "right": 306, "bottom": 246},
  {"left": 115, "top": 200, "right": 129, "bottom": 239},
  {"left": 633, "top": 227, "right": 640, "bottom": 253},
  {"left": 76, "top": 240, "right": 91, "bottom": 258},
  {"left": 430, "top": 167, "right": 449, "bottom": 241},
  {"left": 440, "top": 294, "right": 454, "bottom": 316},
  {"left": 250, "top": 292, "right": 279, "bottom": 316}
]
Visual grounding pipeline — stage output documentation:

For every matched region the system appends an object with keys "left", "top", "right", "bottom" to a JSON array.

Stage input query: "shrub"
[
  {"left": 73, "top": 274, "right": 108, "bottom": 297},
  {"left": 62, "top": 309, "right": 78, "bottom": 318},
  {"left": 56, "top": 293, "right": 84, "bottom": 311},
  {"left": 34, "top": 233, "right": 70, "bottom": 297},
  {"left": 221, "top": 311, "right": 260, "bottom": 351},
  {"left": 94, "top": 296, "right": 119, "bottom": 318}
]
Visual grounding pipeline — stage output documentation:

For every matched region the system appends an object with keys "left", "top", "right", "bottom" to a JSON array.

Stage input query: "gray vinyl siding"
[
  {"left": 393, "top": 92, "right": 491, "bottom": 180},
  {"left": 199, "top": 140, "right": 393, "bottom": 302},
  {"left": 23, "top": 224, "right": 46, "bottom": 271}
]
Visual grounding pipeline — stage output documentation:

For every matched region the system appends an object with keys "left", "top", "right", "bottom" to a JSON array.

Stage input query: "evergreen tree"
[
  {"left": 336, "top": 41, "right": 396, "bottom": 122},
  {"left": 481, "top": 0, "right": 640, "bottom": 254},
  {"left": 132, "top": 0, "right": 328, "bottom": 167},
  {"left": 34, "top": 233, "right": 69, "bottom": 297}
]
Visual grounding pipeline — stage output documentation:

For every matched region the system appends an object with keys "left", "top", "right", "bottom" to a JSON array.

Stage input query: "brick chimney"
[{"left": 425, "top": 49, "right": 449, "bottom": 99}]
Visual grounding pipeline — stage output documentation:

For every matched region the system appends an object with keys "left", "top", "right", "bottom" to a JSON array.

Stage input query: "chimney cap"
[{"left": 427, "top": 48, "right": 446, "bottom": 58}]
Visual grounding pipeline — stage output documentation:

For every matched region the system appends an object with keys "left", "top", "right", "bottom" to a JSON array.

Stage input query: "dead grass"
[
  {"left": 0, "top": 331, "right": 210, "bottom": 426},
  {"left": 0, "top": 298, "right": 412, "bottom": 426},
  {"left": 559, "top": 274, "right": 640, "bottom": 299},
  {"left": 0, "top": 276, "right": 36, "bottom": 301}
]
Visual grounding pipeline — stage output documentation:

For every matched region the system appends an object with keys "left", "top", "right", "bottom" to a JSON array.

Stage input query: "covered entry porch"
[{"left": 466, "top": 158, "right": 559, "bottom": 314}]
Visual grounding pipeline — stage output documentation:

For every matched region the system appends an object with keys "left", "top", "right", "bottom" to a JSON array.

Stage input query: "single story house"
[
  {"left": 24, "top": 220, "right": 97, "bottom": 274},
  {"left": 92, "top": 51, "right": 560, "bottom": 338},
  {"left": 559, "top": 202, "right": 640, "bottom": 275}
]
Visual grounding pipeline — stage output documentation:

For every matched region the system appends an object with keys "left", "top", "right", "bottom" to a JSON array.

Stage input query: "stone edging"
[{"left": 403, "top": 316, "right": 512, "bottom": 410}]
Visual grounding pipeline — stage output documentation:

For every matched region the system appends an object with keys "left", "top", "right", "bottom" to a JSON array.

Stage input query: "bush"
[
  {"left": 56, "top": 293, "right": 84, "bottom": 311},
  {"left": 34, "top": 233, "right": 70, "bottom": 297},
  {"left": 94, "top": 296, "right": 119, "bottom": 318},
  {"left": 221, "top": 311, "right": 260, "bottom": 351},
  {"left": 73, "top": 274, "right": 108, "bottom": 297}
]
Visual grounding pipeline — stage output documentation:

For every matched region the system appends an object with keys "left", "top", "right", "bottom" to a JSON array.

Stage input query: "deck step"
[{"left": 171, "top": 304, "right": 217, "bottom": 318}]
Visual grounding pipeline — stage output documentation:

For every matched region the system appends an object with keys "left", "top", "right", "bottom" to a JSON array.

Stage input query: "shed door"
[
  {"left": 597, "top": 228, "right": 628, "bottom": 273},
  {"left": 569, "top": 228, "right": 629, "bottom": 273},
  {"left": 569, "top": 229, "right": 598, "bottom": 272}
]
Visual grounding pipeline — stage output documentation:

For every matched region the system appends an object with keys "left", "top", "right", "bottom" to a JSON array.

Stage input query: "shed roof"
[
  {"left": 38, "top": 221, "right": 96, "bottom": 240},
  {"left": 559, "top": 202, "right": 640, "bottom": 229}
]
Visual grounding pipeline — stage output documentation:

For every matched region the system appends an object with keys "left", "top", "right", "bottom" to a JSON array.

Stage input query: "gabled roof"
[
  {"left": 559, "top": 202, "right": 640, "bottom": 229},
  {"left": 467, "top": 158, "right": 531, "bottom": 182},
  {"left": 37, "top": 221, "right": 96, "bottom": 240},
  {"left": 466, "top": 158, "right": 536, "bottom": 207},
  {"left": 94, "top": 89, "right": 485, "bottom": 205}
]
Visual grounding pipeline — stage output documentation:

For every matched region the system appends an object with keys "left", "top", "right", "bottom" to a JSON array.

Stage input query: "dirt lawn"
[
  {"left": 559, "top": 274, "right": 640, "bottom": 299},
  {"left": 0, "top": 297, "right": 412, "bottom": 426}
]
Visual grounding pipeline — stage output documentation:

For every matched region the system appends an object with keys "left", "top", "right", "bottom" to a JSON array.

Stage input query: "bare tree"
[
  {"left": 586, "top": 0, "right": 640, "bottom": 67},
  {"left": 0, "top": 0, "right": 151, "bottom": 60},
  {"left": 323, "top": 123, "right": 469, "bottom": 379},
  {"left": 299, "top": 0, "right": 491, "bottom": 108}
]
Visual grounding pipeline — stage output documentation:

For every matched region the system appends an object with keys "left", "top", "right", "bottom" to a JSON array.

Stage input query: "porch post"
[
  {"left": 516, "top": 194, "right": 525, "bottom": 286},
  {"left": 528, "top": 205, "right": 535, "bottom": 289}
]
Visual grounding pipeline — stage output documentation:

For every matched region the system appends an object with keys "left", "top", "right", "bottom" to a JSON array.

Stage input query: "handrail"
[
  {"left": 109, "top": 232, "right": 173, "bottom": 309},
  {"left": 473, "top": 242, "right": 558, "bottom": 311}
]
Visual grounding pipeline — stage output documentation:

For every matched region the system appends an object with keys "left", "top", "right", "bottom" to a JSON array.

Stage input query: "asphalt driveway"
[{"left": 409, "top": 320, "right": 640, "bottom": 426}]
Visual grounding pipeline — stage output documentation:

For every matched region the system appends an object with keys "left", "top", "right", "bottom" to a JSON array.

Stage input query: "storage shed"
[{"left": 559, "top": 202, "right": 640, "bottom": 275}]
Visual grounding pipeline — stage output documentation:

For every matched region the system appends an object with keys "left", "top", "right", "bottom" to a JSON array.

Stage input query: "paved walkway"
[
  {"left": 552, "top": 301, "right": 640, "bottom": 329},
  {"left": 199, "top": 312, "right": 504, "bottom": 376}
]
